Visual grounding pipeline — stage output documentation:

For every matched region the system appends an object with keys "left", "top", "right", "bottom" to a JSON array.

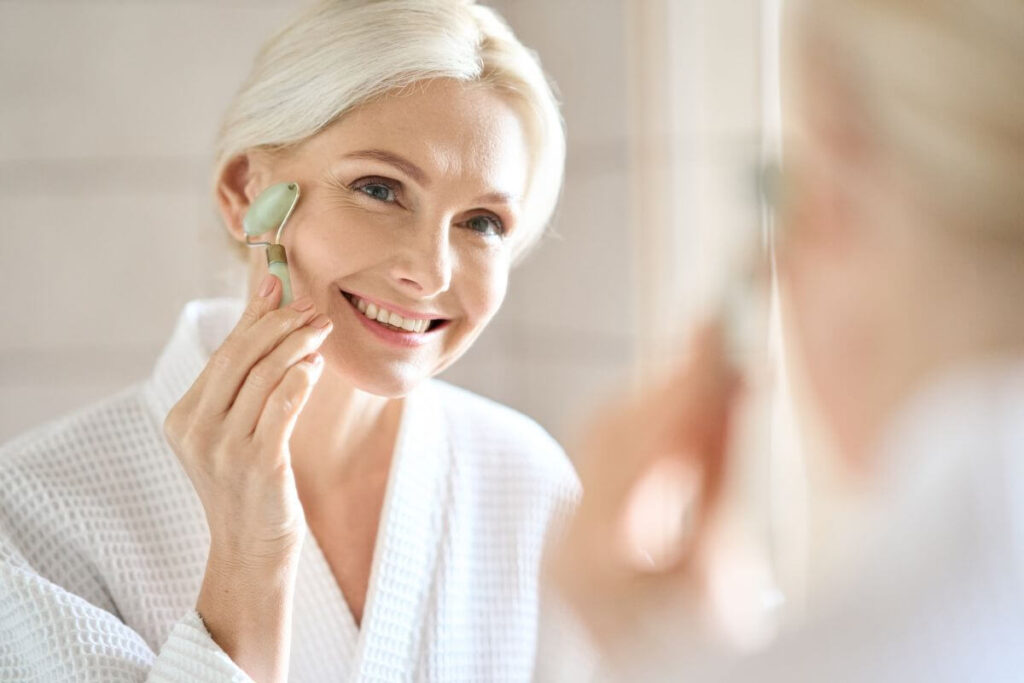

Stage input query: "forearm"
[{"left": 196, "top": 547, "right": 300, "bottom": 683}]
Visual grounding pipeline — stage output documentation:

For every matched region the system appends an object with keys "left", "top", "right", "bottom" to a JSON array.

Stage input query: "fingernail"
[
  {"left": 309, "top": 314, "right": 332, "bottom": 329},
  {"left": 258, "top": 275, "right": 276, "bottom": 298},
  {"left": 290, "top": 297, "right": 314, "bottom": 312}
]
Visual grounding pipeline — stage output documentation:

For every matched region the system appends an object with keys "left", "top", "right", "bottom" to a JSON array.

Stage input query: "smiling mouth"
[{"left": 340, "top": 290, "right": 449, "bottom": 334}]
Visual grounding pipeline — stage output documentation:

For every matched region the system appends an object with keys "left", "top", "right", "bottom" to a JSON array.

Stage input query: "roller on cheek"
[{"left": 243, "top": 181, "right": 300, "bottom": 307}]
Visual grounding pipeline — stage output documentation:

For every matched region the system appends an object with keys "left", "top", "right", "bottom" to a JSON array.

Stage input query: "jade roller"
[{"left": 243, "top": 182, "right": 300, "bottom": 307}]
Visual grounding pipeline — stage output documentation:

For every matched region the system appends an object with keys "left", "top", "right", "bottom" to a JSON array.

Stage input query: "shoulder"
[
  {"left": 0, "top": 387, "right": 182, "bottom": 562},
  {"left": 0, "top": 385, "right": 164, "bottom": 503},
  {"left": 425, "top": 379, "right": 580, "bottom": 501}
]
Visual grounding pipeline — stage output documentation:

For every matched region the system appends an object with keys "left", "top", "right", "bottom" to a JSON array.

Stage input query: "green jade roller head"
[{"left": 243, "top": 181, "right": 300, "bottom": 307}]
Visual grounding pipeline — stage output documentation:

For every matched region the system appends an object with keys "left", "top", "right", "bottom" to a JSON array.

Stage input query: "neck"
[{"left": 288, "top": 365, "right": 403, "bottom": 494}]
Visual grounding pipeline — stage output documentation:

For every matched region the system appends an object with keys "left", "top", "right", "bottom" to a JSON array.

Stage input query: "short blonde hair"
[
  {"left": 789, "top": 0, "right": 1024, "bottom": 245},
  {"left": 213, "top": 0, "right": 565, "bottom": 261}
]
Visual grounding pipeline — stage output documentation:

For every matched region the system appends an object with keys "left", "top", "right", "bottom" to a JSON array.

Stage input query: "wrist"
[
  {"left": 207, "top": 523, "right": 305, "bottom": 570},
  {"left": 197, "top": 548, "right": 300, "bottom": 683}
]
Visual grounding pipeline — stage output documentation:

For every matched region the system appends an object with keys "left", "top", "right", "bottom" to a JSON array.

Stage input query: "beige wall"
[{"left": 0, "top": 0, "right": 635, "bottom": 444}]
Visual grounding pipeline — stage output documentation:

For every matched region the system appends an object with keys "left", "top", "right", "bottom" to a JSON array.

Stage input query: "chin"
[{"left": 322, "top": 351, "right": 430, "bottom": 398}]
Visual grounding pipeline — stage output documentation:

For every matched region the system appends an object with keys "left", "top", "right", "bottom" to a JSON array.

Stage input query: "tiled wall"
[{"left": 0, "top": 0, "right": 635, "bottom": 445}]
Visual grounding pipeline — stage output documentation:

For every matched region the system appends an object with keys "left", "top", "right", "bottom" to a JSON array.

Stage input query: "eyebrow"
[
  {"left": 342, "top": 149, "right": 521, "bottom": 208},
  {"left": 473, "top": 190, "right": 520, "bottom": 206}
]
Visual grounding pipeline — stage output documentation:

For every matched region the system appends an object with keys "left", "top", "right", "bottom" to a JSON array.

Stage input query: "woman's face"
[
  {"left": 776, "top": 54, "right": 922, "bottom": 464},
  {"left": 234, "top": 79, "right": 531, "bottom": 397}
]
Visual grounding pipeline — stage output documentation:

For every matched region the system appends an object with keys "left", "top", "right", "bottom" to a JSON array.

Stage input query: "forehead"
[{"left": 307, "top": 78, "right": 530, "bottom": 196}]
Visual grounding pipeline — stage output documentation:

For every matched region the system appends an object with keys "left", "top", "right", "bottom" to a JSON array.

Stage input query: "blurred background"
[{"left": 0, "top": 0, "right": 765, "bottom": 445}]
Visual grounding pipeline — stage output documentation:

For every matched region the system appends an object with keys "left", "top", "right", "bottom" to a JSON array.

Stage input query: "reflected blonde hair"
[
  {"left": 213, "top": 0, "right": 565, "bottom": 261},
  {"left": 791, "top": 0, "right": 1024, "bottom": 244}
]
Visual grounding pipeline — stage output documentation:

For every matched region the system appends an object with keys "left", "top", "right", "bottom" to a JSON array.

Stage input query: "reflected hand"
[{"left": 548, "top": 321, "right": 740, "bottom": 652}]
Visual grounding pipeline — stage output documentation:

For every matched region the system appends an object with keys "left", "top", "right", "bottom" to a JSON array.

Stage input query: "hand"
[
  {"left": 164, "top": 274, "right": 331, "bottom": 562},
  {"left": 162, "top": 274, "right": 332, "bottom": 681},
  {"left": 547, "top": 321, "right": 740, "bottom": 652}
]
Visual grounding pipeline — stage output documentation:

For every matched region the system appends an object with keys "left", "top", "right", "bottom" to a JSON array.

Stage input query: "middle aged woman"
[{"left": 0, "top": 1, "right": 577, "bottom": 681}]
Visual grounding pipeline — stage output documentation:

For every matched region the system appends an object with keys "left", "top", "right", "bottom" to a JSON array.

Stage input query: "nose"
[{"left": 389, "top": 219, "right": 453, "bottom": 298}]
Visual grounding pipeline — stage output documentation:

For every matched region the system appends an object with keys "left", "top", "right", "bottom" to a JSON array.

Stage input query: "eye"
[
  {"left": 359, "top": 183, "right": 396, "bottom": 202},
  {"left": 352, "top": 177, "right": 399, "bottom": 203},
  {"left": 464, "top": 213, "right": 504, "bottom": 237}
]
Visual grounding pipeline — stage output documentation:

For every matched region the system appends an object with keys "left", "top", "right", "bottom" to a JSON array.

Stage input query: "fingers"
[
  {"left": 639, "top": 320, "right": 741, "bottom": 574},
  {"left": 198, "top": 282, "right": 319, "bottom": 416},
  {"left": 172, "top": 275, "right": 281, "bottom": 418},
  {"left": 571, "top": 317, "right": 743, "bottom": 578},
  {"left": 241, "top": 274, "right": 284, "bottom": 332},
  {"left": 647, "top": 319, "right": 740, "bottom": 460},
  {"left": 253, "top": 353, "right": 325, "bottom": 453},
  {"left": 620, "top": 457, "right": 699, "bottom": 572},
  {"left": 227, "top": 313, "right": 333, "bottom": 435},
  {"left": 187, "top": 274, "right": 281, "bottom": 406}
]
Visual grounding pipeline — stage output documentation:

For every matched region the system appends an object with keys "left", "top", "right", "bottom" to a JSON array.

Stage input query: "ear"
[
  {"left": 215, "top": 153, "right": 262, "bottom": 243},
  {"left": 794, "top": 161, "right": 846, "bottom": 251},
  {"left": 785, "top": 129, "right": 868, "bottom": 264}
]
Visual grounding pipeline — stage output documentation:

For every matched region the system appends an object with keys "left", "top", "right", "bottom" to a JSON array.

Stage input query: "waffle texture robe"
[{"left": 0, "top": 299, "right": 579, "bottom": 682}]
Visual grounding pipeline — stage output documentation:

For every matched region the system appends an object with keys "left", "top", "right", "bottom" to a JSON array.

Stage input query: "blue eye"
[
  {"left": 465, "top": 214, "right": 504, "bottom": 236},
  {"left": 358, "top": 183, "right": 396, "bottom": 202}
]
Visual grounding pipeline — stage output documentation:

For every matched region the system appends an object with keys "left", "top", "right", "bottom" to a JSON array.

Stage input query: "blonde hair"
[
  {"left": 213, "top": 0, "right": 565, "bottom": 260},
  {"left": 790, "top": 0, "right": 1024, "bottom": 245}
]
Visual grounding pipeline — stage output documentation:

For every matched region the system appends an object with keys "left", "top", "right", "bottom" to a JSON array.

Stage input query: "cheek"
[
  {"left": 460, "top": 250, "right": 510, "bottom": 325},
  {"left": 780, "top": 263, "right": 826, "bottom": 372},
  {"left": 780, "top": 238, "right": 876, "bottom": 422},
  {"left": 285, "top": 210, "right": 396, "bottom": 288},
  {"left": 786, "top": 252, "right": 844, "bottom": 338}
]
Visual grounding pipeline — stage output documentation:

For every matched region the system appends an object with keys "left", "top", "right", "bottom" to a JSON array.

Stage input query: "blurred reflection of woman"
[{"left": 545, "top": 0, "right": 1024, "bottom": 680}]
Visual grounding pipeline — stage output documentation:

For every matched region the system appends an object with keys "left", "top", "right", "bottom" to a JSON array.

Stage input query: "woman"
[
  {"left": 0, "top": 1, "right": 576, "bottom": 681},
  {"left": 544, "top": 0, "right": 1024, "bottom": 680}
]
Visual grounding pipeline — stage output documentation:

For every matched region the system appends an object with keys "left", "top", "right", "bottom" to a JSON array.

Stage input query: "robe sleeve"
[
  {"left": 0, "top": 542, "right": 253, "bottom": 683},
  {"left": 533, "top": 585, "right": 601, "bottom": 683}
]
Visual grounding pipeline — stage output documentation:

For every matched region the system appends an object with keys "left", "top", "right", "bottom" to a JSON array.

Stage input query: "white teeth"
[
  {"left": 350, "top": 294, "right": 435, "bottom": 333},
  {"left": 352, "top": 294, "right": 436, "bottom": 335}
]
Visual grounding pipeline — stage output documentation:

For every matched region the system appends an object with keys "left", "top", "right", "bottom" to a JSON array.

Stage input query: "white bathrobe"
[{"left": 0, "top": 299, "right": 579, "bottom": 682}]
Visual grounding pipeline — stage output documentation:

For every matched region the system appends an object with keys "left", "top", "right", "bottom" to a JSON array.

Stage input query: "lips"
[{"left": 340, "top": 290, "right": 450, "bottom": 335}]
